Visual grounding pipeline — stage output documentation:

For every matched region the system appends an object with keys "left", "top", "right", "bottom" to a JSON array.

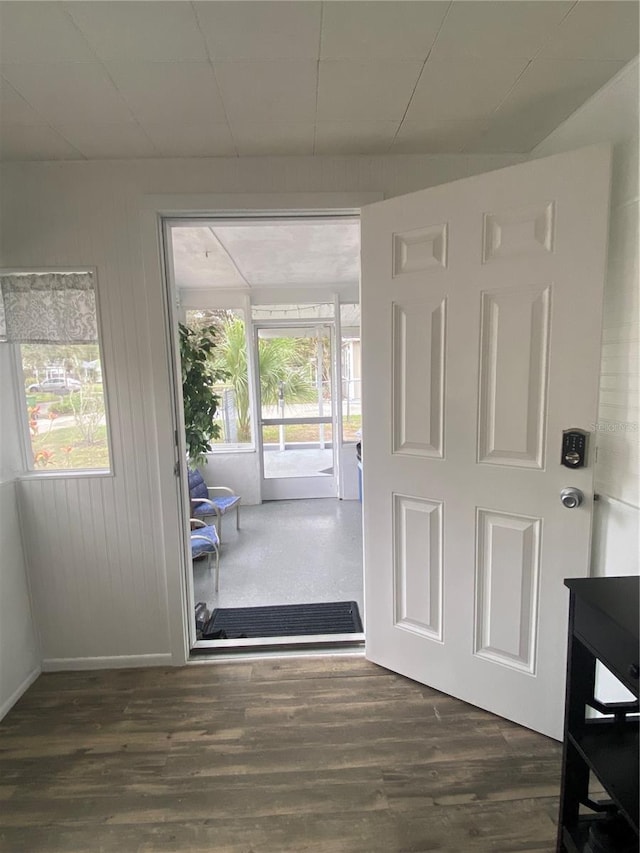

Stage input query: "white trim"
[
  {"left": 141, "top": 209, "right": 190, "bottom": 668},
  {"left": 166, "top": 213, "right": 361, "bottom": 227},
  {"left": 188, "top": 648, "right": 366, "bottom": 664},
  {"left": 0, "top": 666, "right": 41, "bottom": 721},
  {"left": 141, "top": 192, "right": 379, "bottom": 666},
  {"left": 262, "top": 417, "right": 332, "bottom": 426},
  {"left": 334, "top": 293, "right": 344, "bottom": 499},
  {"left": 140, "top": 192, "right": 382, "bottom": 214},
  {"left": 194, "top": 633, "right": 365, "bottom": 651},
  {"left": 17, "top": 470, "right": 114, "bottom": 481},
  {"left": 10, "top": 340, "right": 31, "bottom": 471},
  {"left": 161, "top": 216, "right": 195, "bottom": 656},
  {"left": 206, "top": 444, "right": 256, "bottom": 455},
  {"left": 42, "top": 654, "right": 173, "bottom": 672}
]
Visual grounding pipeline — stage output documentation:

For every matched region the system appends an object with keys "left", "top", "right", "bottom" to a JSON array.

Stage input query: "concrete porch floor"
[
  {"left": 192, "top": 498, "right": 364, "bottom": 619},
  {"left": 262, "top": 446, "right": 334, "bottom": 479}
]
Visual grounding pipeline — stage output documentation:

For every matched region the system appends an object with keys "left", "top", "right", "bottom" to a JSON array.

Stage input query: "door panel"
[
  {"left": 392, "top": 297, "right": 446, "bottom": 458},
  {"left": 478, "top": 285, "right": 551, "bottom": 468},
  {"left": 361, "top": 146, "right": 611, "bottom": 739},
  {"left": 393, "top": 494, "right": 443, "bottom": 642},
  {"left": 474, "top": 508, "right": 541, "bottom": 674}
]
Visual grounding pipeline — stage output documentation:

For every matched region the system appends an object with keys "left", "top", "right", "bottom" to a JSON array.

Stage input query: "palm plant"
[
  {"left": 258, "top": 335, "right": 317, "bottom": 405},
  {"left": 213, "top": 317, "right": 317, "bottom": 442},
  {"left": 213, "top": 317, "right": 251, "bottom": 441}
]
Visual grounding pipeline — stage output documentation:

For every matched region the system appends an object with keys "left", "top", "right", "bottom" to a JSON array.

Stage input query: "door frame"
[
  {"left": 254, "top": 317, "right": 339, "bottom": 501},
  {"left": 141, "top": 192, "right": 380, "bottom": 662}
]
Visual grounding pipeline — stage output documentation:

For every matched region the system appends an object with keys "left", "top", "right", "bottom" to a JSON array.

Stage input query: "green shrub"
[{"left": 49, "top": 392, "right": 80, "bottom": 415}]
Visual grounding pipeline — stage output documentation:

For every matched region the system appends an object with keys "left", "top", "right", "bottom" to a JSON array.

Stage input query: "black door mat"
[{"left": 202, "top": 601, "right": 363, "bottom": 639}]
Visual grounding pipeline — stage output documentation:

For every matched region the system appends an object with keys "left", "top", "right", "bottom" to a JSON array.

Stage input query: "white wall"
[
  {"left": 0, "top": 152, "right": 522, "bottom": 669},
  {"left": 532, "top": 58, "right": 640, "bottom": 579},
  {"left": 201, "top": 450, "right": 261, "bottom": 507},
  {"left": 533, "top": 59, "right": 639, "bottom": 705},
  {"left": 0, "top": 345, "right": 41, "bottom": 719}
]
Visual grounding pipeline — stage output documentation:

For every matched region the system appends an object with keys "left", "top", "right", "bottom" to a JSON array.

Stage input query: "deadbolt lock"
[{"left": 561, "top": 429, "right": 588, "bottom": 468}]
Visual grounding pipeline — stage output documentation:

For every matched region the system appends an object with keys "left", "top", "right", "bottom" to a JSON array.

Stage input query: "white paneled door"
[{"left": 361, "top": 146, "right": 611, "bottom": 740}]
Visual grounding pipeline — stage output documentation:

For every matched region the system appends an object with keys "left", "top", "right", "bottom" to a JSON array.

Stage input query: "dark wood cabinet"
[{"left": 557, "top": 576, "right": 639, "bottom": 852}]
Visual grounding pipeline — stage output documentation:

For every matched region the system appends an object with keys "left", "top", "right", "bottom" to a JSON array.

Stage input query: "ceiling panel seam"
[
  {"left": 190, "top": 0, "right": 239, "bottom": 158},
  {"left": 390, "top": 0, "right": 454, "bottom": 152}
]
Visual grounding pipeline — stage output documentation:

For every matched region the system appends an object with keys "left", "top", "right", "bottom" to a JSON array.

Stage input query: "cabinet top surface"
[{"left": 564, "top": 576, "right": 639, "bottom": 641}]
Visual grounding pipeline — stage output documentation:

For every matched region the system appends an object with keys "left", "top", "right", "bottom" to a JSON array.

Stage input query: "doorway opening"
[
  {"left": 257, "top": 321, "right": 336, "bottom": 500},
  {"left": 163, "top": 214, "right": 364, "bottom": 652}
]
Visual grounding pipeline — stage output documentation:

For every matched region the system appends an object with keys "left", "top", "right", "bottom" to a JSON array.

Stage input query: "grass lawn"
[
  {"left": 31, "top": 424, "right": 109, "bottom": 470},
  {"left": 342, "top": 415, "right": 362, "bottom": 441},
  {"left": 30, "top": 413, "right": 360, "bottom": 467},
  {"left": 259, "top": 415, "right": 361, "bottom": 444}
]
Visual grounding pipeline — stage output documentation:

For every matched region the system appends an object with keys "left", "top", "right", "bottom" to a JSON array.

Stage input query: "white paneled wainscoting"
[
  {"left": 17, "top": 475, "right": 174, "bottom": 670},
  {"left": 0, "top": 480, "right": 40, "bottom": 720}
]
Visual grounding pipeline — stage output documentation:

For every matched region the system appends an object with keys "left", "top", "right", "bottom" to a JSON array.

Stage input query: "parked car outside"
[{"left": 27, "top": 377, "right": 82, "bottom": 394}]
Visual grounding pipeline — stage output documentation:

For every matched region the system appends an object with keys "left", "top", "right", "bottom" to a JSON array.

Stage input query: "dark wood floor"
[{"left": 0, "top": 657, "right": 562, "bottom": 852}]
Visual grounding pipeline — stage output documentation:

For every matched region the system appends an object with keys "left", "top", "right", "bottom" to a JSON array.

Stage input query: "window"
[
  {"left": 184, "top": 308, "right": 253, "bottom": 449},
  {"left": 1, "top": 270, "right": 112, "bottom": 473}
]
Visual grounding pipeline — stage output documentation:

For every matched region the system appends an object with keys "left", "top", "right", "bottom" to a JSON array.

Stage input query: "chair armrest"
[
  {"left": 190, "top": 518, "right": 207, "bottom": 529},
  {"left": 191, "top": 497, "right": 219, "bottom": 512},
  {"left": 207, "top": 486, "right": 237, "bottom": 497}
]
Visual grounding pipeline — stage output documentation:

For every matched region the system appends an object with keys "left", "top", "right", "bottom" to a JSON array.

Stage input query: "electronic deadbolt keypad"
[{"left": 561, "top": 428, "right": 589, "bottom": 469}]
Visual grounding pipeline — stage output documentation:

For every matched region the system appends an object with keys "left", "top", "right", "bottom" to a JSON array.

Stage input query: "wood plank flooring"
[{"left": 0, "top": 657, "right": 562, "bottom": 852}]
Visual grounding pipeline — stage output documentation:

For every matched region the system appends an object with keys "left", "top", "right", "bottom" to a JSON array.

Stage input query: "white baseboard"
[
  {"left": 0, "top": 666, "right": 41, "bottom": 721},
  {"left": 42, "top": 653, "right": 174, "bottom": 672}
]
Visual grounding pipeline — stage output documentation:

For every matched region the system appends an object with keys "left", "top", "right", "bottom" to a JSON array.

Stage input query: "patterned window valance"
[{"left": 0, "top": 271, "right": 97, "bottom": 343}]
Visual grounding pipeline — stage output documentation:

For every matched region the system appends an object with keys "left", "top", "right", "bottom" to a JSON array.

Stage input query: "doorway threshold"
[{"left": 190, "top": 632, "right": 365, "bottom": 659}]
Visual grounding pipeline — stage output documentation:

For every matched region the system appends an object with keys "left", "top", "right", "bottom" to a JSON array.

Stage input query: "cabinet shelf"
[
  {"left": 569, "top": 724, "right": 639, "bottom": 831},
  {"left": 558, "top": 577, "right": 639, "bottom": 852},
  {"left": 562, "top": 816, "right": 612, "bottom": 853}
]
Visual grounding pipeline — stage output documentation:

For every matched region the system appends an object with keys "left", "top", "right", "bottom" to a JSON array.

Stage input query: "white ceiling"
[
  {"left": 0, "top": 1, "right": 637, "bottom": 161},
  {"left": 170, "top": 218, "right": 361, "bottom": 291}
]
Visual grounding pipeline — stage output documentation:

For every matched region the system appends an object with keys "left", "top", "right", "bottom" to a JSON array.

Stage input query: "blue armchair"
[
  {"left": 190, "top": 519, "right": 220, "bottom": 593},
  {"left": 188, "top": 468, "right": 240, "bottom": 542}
]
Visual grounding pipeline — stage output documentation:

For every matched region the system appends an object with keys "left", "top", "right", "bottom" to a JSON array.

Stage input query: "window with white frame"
[
  {"left": 184, "top": 308, "right": 253, "bottom": 449},
  {"left": 0, "top": 270, "right": 112, "bottom": 473}
]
